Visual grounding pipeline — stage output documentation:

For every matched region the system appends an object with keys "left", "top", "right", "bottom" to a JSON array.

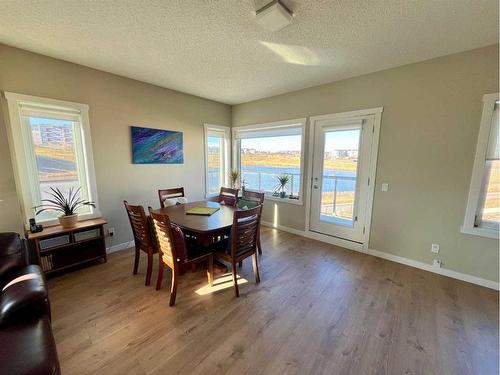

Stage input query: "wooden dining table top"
[{"left": 151, "top": 200, "right": 235, "bottom": 234}]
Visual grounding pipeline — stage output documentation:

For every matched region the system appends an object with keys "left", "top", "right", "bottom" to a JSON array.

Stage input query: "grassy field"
[
  {"left": 240, "top": 153, "right": 357, "bottom": 171},
  {"left": 35, "top": 145, "right": 76, "bottom": 161},
  {"left": 35, "top": 146, "right": 77, "bottom": 182}
]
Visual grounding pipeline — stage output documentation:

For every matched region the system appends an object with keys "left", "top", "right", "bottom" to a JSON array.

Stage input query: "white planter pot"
[{"left": 59, "top": 214, "right": 78, "bottom": 228}]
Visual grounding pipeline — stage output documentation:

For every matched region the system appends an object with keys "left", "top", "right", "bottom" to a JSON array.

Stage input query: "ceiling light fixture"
[{"left": 256, "top": 0, "right": 293, "bottom": 32}]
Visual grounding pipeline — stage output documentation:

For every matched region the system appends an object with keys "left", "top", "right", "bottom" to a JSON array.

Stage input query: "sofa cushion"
[{"left": 0, "top": 315, "right": 60, "bottom": 375}]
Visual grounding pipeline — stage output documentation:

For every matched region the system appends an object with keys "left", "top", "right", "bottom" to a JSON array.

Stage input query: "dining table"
[{"left": 151, "top": 200, "right": 234, "bottom": 271}]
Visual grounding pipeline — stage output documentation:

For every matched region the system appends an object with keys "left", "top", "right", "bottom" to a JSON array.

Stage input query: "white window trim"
[
  {"left": 232, "top": 118, "right": 307, "bottom": 205},
  {"left": 462, "top": 93, "right": 499, "bottom": 239},
  {"left": 3, "top": 92, "right": 101, "bottom": 227},
  {"left": 203, "top": 123, "right": 230, "bottom": 198}
]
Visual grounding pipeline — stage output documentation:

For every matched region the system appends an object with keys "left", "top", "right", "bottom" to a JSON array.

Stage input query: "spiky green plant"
[
  {"left": 276, "top": 174, "right": 290, "bottom": 192},
  {"left": 230, "top": 170, "right": 240, "bottom": 188},
  {"left": 34, "top": 187, "right": 95, "bottom": 216}
]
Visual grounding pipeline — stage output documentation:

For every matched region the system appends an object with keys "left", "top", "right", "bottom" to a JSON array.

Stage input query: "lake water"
[{"left": 209, "top": 166, "right": 357, "bottom": 195}]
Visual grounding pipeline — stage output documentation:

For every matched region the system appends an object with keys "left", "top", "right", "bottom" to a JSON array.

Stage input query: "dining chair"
[
  {"left": 240, "top": 190, "right": 265, "bottom": 255},
  {"left": 213, "top": 205, "right": 262, "bottom": 298},
  {"left": 217, "top": 187, "right": 239, "bottom": 207},
  {"left": 124, "top": 201, "right": 156, "bottom": 286},
  {"left": 159, "top": 187, "right": 186, "bottom": 208},
  {"left": 148, "top": 208, "right": 214, "bottom": 306}
]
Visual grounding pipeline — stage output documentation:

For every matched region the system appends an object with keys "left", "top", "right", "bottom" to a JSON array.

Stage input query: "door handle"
[{"left": 313, "top": 185, "right": 319, "bottom": 189}]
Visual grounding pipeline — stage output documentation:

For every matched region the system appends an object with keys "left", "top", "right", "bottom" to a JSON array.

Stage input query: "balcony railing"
[
  {"left": 320, "top": 175, "right": 356, "bottom": 219},
  {"left": 209, "top": 170, "right": 356, "bottom": 217},
  {"left": 241, "top": 171, "right": 300, "bottom": 196}
]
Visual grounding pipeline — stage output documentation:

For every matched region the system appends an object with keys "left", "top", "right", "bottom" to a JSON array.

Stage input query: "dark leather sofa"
[{"left": 0, "top": 232, "right": 61, "bottom": 375}]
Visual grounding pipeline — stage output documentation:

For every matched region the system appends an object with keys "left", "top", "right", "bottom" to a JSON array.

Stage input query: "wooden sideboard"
[{"left": 26, "top": 218, "right": 107, "bottom": 276}]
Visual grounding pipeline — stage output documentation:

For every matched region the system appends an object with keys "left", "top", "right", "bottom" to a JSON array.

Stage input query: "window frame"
[
  {"left": 3, "top": 92, "right": 101, "bottom": 227},
  {"left": 203, "top": 123, "right": 230, "bottom": 198},
  {"left": 232, "top": 118, "right": 307, "bottom": 205},
  {"left": 462, "top": 92, "right": 499, "bottom": 239}
]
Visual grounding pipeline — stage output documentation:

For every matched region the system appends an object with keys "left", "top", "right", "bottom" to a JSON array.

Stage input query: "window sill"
[
  {"left": 460, "top": 225, "right": 499, "bottom": 240},
  {"left": 264, "top": 195, "right": 303, "bottom": 206}
]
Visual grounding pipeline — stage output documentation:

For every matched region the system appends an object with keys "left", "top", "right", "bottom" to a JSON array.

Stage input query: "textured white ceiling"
[{"left": 0, "top": 0, "right": 498, "bottom": 105}]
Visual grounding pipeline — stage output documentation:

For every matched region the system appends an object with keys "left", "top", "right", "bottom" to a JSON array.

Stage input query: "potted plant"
[
  {"left": 35, "top": 187, "right": 95, "bottom": 228},
  {"left": 276, "top": 174, "right": 290, "bottom": 198},
  {"left": 230, "top": 170, "right": 240, "bottom": 188}
]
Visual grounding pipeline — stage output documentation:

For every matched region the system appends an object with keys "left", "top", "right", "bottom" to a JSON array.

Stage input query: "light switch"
[{"left": 381, "top": 183, "right": 389, "bottom": 192}]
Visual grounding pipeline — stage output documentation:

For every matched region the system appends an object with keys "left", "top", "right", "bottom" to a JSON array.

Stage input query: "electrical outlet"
[
  {"left": 433, "top": 259, "right": 442, "bottom": 268},
  {"left": 431, "top": 243, "right": 440, "bottom": 253},
  {"left": 108, "top": 228, "right": 115, "bottom": 237},
  {"left": 381, "top": 183, "right": 389, "bottom": 192}
]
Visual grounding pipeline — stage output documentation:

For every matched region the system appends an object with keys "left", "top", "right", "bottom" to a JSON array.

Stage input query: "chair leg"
[
  {"left": 156, "top": 260, "right": 164, "bottom": 290},
  {"left": 145, "top": 252, "right": 153, "bottom": 286},
  {"left": 231, "top": 262, "right": 239, "bottom": 298},
  {"left": 252, "top": 254, "right": 260, "bottom": 284},
  {"left": 238, "top": 261, "right": 243, "bottom": 268},
  {"left": 169, "top": 268, "right": 178, "bottom": 307},
  {"left": 207, "top": 256, "right": 213, "bottom": 287},
  {"left": 133, "top": 247, "right": 140, "bottom": 275},
  {"left": 257, "top": 238, "right": 262, "bottom": 255}
]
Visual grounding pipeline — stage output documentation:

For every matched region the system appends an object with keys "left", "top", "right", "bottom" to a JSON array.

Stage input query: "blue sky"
[
  {"left": 324, "top": 129, "right": 360, "bottom": 151},
  {"left": 30, "top": 117, "right": 72, "bottom": 126}
]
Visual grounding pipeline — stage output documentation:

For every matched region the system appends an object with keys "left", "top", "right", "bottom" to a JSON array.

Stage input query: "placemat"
[{"left": 185, "top": 207, "right": 220, "bottom": 216}]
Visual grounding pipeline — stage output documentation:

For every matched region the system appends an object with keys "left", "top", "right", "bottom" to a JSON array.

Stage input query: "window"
[
  {"left": 204, "top": 124, "right": 230, "bottom": 197},
  {"left": 4, "top": 92, "right": 100, "bottom": 225},
  {"left": 233, "top": 118, "right": 306, "bottom": 204},
  {"left": 462, "top": 93, "right": 499, "bottom": 239}
]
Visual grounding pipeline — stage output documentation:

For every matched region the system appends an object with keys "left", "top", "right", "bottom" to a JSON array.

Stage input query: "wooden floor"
[{"left": 48, "top": 227, "right": 499, "bottom": 375}]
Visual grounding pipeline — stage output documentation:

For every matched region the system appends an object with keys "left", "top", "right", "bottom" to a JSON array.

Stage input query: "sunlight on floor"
[
  {"left": 273, "top": 202, "right": 279, "bottom": 227},
  {"left": 195, "top": 273, "right": 248, "bottom": 296}
]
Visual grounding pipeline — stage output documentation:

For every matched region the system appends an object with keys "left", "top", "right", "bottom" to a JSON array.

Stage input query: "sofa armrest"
[{"left": 0, "top": 265, "right": 49, "bottom": 327}]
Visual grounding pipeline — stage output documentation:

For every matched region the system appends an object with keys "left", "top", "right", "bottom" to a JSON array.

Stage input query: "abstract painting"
[{"left": 131, "top": 126, "right": 183, "bottom": 164}]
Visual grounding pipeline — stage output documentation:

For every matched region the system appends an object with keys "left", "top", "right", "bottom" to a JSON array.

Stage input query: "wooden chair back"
[
  {"left": 242, "top": 190, "right": 265, "bottom": 205},
  {"left": 218, "top": 187, "right": 239, "bottom": 207},
  {"left": 230, "top": 205, "right": 262, "bottom": 259},
  {"left": 159, "top": 187, "right": 185, "bottom": 208},
  {"left": 124, "top": 201, "right": 154, "bottom": 254},
  {"left": 148, "top": 210, "right": 177, "bottom": 270}
]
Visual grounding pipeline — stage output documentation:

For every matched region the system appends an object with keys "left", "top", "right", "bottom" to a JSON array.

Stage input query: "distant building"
[
  {"left": 242, "top": 148, "right": 257, "bottom": 154},
  {"left": 329, "top": 149, "right": 358, "bottom": 159},
  {"left": 31, "top": 124, "right": 74, "bottom": 147}
]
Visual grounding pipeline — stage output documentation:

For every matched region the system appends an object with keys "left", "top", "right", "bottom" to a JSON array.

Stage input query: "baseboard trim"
[
  {"left": 261, "top": 221, "right": 363, "bottom": 252},
  {"left": 368, "top": 248, "right": 499, "bottom": 291},
  {"left": 106, "top": 240, "right": 134, "bottom": 254},
  {"left": 261, "top": 221, "right": 499, "bottom": 291}
]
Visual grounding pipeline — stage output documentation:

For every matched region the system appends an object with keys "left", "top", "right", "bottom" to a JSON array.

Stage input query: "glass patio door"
[{"left": 309, "top": 115, "right": 375, "bottom": 243}]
